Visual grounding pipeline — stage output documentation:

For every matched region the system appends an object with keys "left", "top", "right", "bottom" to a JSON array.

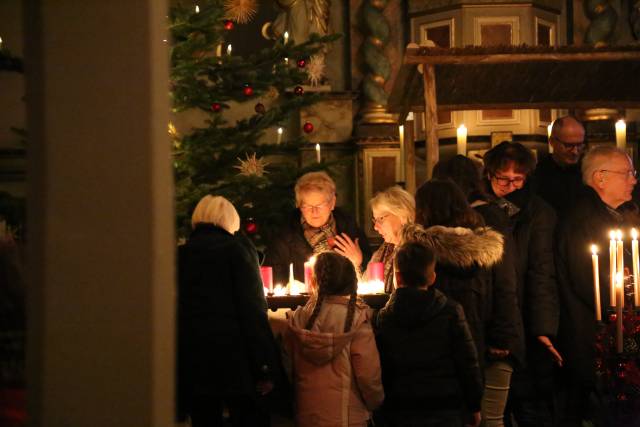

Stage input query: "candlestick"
[
  {"left": 547, "top": 122, "right": 554, "bottom": 154},
  {"left": 457, "top": 124, "right": 467, "bottom": 156},
  {"left": 315, "top": 143, "right": 321, "bottom": 163},
  {"left": 610, "top": 230, "right": 617, "bottom": 306},
  {"left": 283, "top": 31, "right": 289, "bottom": 44},
  {"left": 633, "top": 228, "right": 640, "bottom": 306},
  {"left": 227, "top": 44, "right": 232, "bottom": 56},
  {"left": 591, "top": 245, "right": 602, "bottom": 321},
  {"left": 399, "top": 125, "right": 406, "bottom": 182},
  {"left": 616, "top": 272, "right": 624, "bottom": 353},
  {"left": 276, "top": 127, "right": 283, "bottom": 145},
  {"left": 615, "top": 119, "right": 626, "bottom": 150}
]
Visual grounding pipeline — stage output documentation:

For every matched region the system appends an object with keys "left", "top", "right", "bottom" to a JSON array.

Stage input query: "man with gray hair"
[
  {"left": 555, "top": 145, "right": 638, "bottom": 426},
  {"left": 532, "top": 116, "right": 586, "bottom": 219}
]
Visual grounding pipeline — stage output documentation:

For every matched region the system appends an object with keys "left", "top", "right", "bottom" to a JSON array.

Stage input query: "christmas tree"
[{"left": 169, "top": 0, "right": 338, "bottom": 248}]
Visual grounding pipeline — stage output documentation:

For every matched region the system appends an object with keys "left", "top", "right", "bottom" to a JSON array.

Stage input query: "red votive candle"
[
  {"left": 260, "top": 266, "right": 273, "bottom": 293},
  {"left": 370, "top": 262, "right": 384, "bottom": 282}
]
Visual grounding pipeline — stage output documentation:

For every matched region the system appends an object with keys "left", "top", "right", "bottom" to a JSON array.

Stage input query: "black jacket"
[
  {"left": 375, "top": 287, "right": 483, "bottom": 414},
  {"left": 177, "top": 224, "right": 279, "bottom": 417},
  {"left": 402, "top": 224, "right": 521, "bottom": 367},
  {"left": 556, "top": 187, "right": 639, "bottom": 385},
  {"left": 532, "top": 155, "right": 586, "bottom": 220},
  {"left": 264, "top": 207, "right": 372, "bottom": 284}
]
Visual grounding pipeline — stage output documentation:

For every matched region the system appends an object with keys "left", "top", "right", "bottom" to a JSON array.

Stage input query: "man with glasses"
[
  {"left": 555, "top": 146, "right": 638, "bottom": 426},
  {"left": 532, "top": 116, "right": 586, "bottom": 219}
]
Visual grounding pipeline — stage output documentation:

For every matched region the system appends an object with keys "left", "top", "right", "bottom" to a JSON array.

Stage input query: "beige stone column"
[{"left": 24, "top": 1, "right": 174, "bottom": 426}]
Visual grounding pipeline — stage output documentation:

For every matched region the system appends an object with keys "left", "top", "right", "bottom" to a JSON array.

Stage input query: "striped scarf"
[{"left": 302, "top": 214, "right": 337, "bottom": 254}]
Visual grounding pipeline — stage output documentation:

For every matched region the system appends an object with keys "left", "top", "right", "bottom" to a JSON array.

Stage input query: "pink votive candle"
[
  {"left": 369, "top": 262, "right": 384, "bottom": 282},
  {"left": 260, "top": 266, "right": 273, "bottom": 293}
]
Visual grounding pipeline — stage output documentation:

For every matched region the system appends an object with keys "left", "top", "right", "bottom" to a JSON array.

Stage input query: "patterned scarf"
[
  {"left": 302, "top": 214, "right": 337, "bottom": 254},
  {"left": 369, "top": 242, "right": 397, "bottom": 293}
]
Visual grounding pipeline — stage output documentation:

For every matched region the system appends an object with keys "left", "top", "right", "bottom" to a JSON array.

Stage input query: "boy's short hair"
[{"left": 394, "top": 242, "right": 436, "bottom": 288}]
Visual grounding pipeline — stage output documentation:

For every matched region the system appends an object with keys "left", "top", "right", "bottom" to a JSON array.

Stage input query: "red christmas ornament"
[
  {"left": 223, "top": 20, "right": 234, "bottom": 30},
  {"left": 254, "top": 103, "right": 265, "bottom": 114},
  {"left": 294, "top": 86, "right": 304, "bottom": 95},
  {"left": 303, "top": 122, "right": 314, "bottom": 133},
  {"left": 245, "top": 220, "right": 258, "bottom": 234},
  {"left": 243, "top": 86, "right": 254, "bottom": 96},
  {"left": 297, "top": 59, "right": 306, "bottom": 68},
  {"left": 211, "top": 102, "right": 222, "bottom": 112}
]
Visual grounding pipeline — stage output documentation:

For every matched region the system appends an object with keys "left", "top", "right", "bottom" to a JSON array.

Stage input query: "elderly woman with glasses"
[
  {"left": 363, "top": 186, "right": 415, "bottom": 293},
  {"left": 264, "top": 171, "right": 371, "bottom": 285},
  {"left": 483, "top": 142, "right": 560, "bottom": 427}
]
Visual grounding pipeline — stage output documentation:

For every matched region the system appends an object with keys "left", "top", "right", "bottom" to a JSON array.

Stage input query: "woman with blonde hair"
[
  {"left": 365, "top": 186, "right": 415, "bottom": 293},
  {"left": 177, "top": 195, "right": 278, "bottom": 427},
  {"left": 265, "top": 171, "right": 371, "bottom": 284}
]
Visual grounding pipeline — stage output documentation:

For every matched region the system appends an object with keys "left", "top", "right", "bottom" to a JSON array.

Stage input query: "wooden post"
[
  {"left": 405, "top": 116, "right": 416, "bottom": 194},
  {"left": 423, "top": 65, "right": 439, "bottom": 179}
]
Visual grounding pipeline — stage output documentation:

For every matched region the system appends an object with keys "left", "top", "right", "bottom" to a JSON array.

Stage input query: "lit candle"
[
  {"left": 369, "top": 262, "right": 384, "bottom": 282},
  {"left": 616, "top": 272, "right": 624, "bottom": 353},
  {"left": 304, "top": 256, "right": 316, "bottom": 293},
  {"left": 615, "top": 119, "right": 626, "bottom": 150},
  {"left": 283, "top": 31, "right": 289, "bottom": 44},
  {"left": 195, "top": 5, "right": 200, "bottom": 13},
  {"left": 260, "top": 266, "right": 273, "bottom": 293},
  {"left": 457, "top": 124, "right": 467, "bottom": 156},
  {"left": 284, "top": 57, "right": 289, "bottom": 65},
  {"left": 399, "top": 125, "right": 406, "bottom": 182},
  {"left": 591, "top": 245, "right": 602, "bottom": 321},
  {"left": 276, "top": 127, "right": 283, "bottom": 145},
  {"left": 289, "top": 262, "right": 294, "bottom": 287},
  {"left": 634, "top": 228, "right": 640, "bottom": 306},
  {"left": 227, "top": 44, "right": 232, "bottom": 55},
  {"left": 617, "top": 229, "right": 624, "bottom": 286},
  {"left": 315, "top": 143, "right": 321, "bottom": 163},
  {"left": 610, "top": 230, "right": 617, "bottom": 306},
  {"left": 0, "top": 37, "right": 3, "bottom": 50},
  {"left": 547, "top": 122, "right": 554, "bottom": 154}
]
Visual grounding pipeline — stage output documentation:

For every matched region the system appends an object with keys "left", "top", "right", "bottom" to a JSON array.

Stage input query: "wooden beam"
[
  {"left": 423, "top": 65, "right": 439, "bottom": 181},
  {"left": 405, "top": 49, "right": 640, "bottom": 65},
  {"left": 403, "top": 100, "right": 640, "bottom": 112}
]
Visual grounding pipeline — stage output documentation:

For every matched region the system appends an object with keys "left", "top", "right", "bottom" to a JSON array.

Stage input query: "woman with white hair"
[
  {"left": 366, "top": 186, "right": 415, "bottom": 293},
  {"left": 265, "top": 171, "right": 371, "bottom": 285},
  {"left": 177, "top": 195, "right": 279, "bottom": 427}
]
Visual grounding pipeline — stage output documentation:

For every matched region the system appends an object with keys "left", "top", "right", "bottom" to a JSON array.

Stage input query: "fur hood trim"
[{"left": 401, "top": 224, "right": 504, "bottom": 269}]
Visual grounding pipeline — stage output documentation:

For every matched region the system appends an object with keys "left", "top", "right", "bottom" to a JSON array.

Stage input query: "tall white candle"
[
  {"left": 633, "top": 228, "right": 640, "bottom": 306},
  {"left": 615, "top": 120, "right": 626, "bottom": 150},
  {"left": 399, "top": 124, "right": 406, "bottom": 182},
  {"left": 610, "top": 230, "right": 617, "bottom": 306},
  {"left": 276, "top": 127, "right": 283, "bottom": 145},
  {"left": 288, "top": 263, "right": 294, "bottom": 293},
  {"left": 457, "top": 124, "right": 467, "bottom": 156},
  {"left": 591, "top": 245, "right": 602, "bottom": 321},
  {"left": 315, "top": 143, "right": 321, "bottom": 163},
  {"left": 617, "top": 229, "right": 624, "bottom": 285},
  {"left": 617, "top": 272, "right": 624, "bottom": 353}
]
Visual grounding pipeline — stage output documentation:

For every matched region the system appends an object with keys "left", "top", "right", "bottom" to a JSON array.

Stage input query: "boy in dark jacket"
[{"left": 375, "top": 242, "right": 483, "bottom": 427}]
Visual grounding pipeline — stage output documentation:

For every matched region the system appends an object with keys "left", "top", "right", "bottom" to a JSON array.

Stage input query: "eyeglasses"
[
  {"left": 372, "top": 214, "right": 390, "bottom": 225},
  {"left": 552, "top": 137, "right": 585, "bottom": 151},
  {"left": 492, "top": 175, "right": 526, "bottom": 187},
  {"left": 599, "top": 169, "right": 638, "bottom": 180},
  {"left": 299, "top": 201, "right": 331, "bottom": 212}
]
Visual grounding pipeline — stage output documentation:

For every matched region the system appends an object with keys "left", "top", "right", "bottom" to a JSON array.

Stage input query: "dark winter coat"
[
  {"left": 177, "top": 224, "right": 279, "bottom": 418},
  {"left": 401, "top": 224, "right": 521, "bottom": 367},
  {"left": 556, "top": 187, "right": 639, "bottom": 385},
  {"left": 264, "top": 207, "right": 372, "bottom": 284},
  {"left": 375, "top": 287, "right": 483, "bottom": 415},
  {"left": 532, "top": 154, "right": 586, "bottom": 220}
]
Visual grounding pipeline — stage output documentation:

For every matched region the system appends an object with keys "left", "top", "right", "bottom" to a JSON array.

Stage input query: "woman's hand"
[
  {"left": 537, "top": 335, "right": 563, "bottom": 367},
  {"left": 333, "top": 233, "right": 363, "bottom": 268}
]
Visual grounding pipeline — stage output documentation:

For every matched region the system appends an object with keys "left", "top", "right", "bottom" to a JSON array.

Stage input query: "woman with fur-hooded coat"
[{"left": 404, "top": 180, "right": 520, "bottom": 365}]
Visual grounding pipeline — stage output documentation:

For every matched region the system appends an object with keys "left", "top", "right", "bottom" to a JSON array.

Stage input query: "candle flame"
[
  {"left": 315, "top": 143, "right": 320, "bottom": 151},
  {"left": 633, "top": 228, "right": 638, "bottom": 240},
  {"left": 610, "top": 230, "right": 617, "bottom": 240},
  {"left": 458, "top": 124, "right": 467, "bottom": 132},
  {"left": 616, "top": 119, "right": 626, "bottom": 131},
  {"left": 591, "top": 244, "right": 598, "bottom": 255},
  {"left": 617, "top": 272, "right": 624, "bottom": 287},
  {"left": 227, "top": 44, "right": 232, "bottom": 55},
  {"left": 195, "top": 5, "right": 200, "bottom": 13},
  {"left": 616, "top": 229, "right": 623, "bottom": 240},
  {"left": 307, "top": 256, "right": 316, "bottom": 265},
  {"left": 277, "top": 127, "right": 283, "bottom": 135},
  {"left": 547, "top": 122, "right": 553, "bottom": 139}
]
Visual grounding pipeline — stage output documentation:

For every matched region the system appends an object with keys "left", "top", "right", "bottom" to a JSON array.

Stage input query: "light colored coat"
[{"left": 284, "top": 296, "right": 384, "bottom": 427}]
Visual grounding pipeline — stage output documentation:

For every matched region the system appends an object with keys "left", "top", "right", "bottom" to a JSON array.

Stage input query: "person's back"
[
  {"left": 284, "top": 252, "right": 383, "bottom": 427},
  {"left": 375, "top": 242, "right": 483, "bottom": 427}
]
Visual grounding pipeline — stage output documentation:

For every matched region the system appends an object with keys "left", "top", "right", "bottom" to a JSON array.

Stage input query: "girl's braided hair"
[{"left": 304, "top": 251, "right": 358, "bottom": 333}]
